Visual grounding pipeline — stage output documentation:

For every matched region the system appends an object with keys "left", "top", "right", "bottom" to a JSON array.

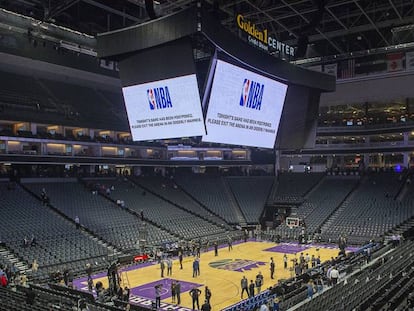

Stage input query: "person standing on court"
[
  {"left": 193, "top": 257, "right": 200, "bottom": 277},
  {"left": 171, "top": 281, "right": 176, "bottom": 304},
  {"left": 178, "top": 251, "right": 183, "bottom": 269},
  {"left": 228, "top": 235, "right": 233, "bottom": 251},
  {"left": 205, "top": 286, "right": 212, "bottom": 304},
  {"left": 167, "top": 257, "right": 173, "bottom": 276},
  {"left": 249, "top": 280, "right": 255, "bottom": 298},
  {"left": 196, "top": 257, "right": 201, "bottom": 276},
  {"left": 283, "top": 254, "right": 288, "bottom": 269},
  {"left": 270, "top": 257, "right": 275, "bottom": 279},
  {"left": 160, "top": 259, "right": 165, "bottom": 278},
  {"left": 189, "top": 287, "right": 202, "bottom": 310},
  {"left": 175, "top": 280, "right": 181, "bottom": 304},
  {"left": 155, "top": 284, "right": 162, "bottom": 309},
  {"left": 214, "top": 241, "right": 218, "bottom": 256},
  {"left": 241, "top": 276, "right": 249, "bottom": 299},
  {"left": 255, "top": 271, "right": 264, "bottom": 294}
]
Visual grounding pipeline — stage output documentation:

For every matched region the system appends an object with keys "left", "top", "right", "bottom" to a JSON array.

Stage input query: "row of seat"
[
  {"left": 226, "top": 177, "right": 273, "bottom": 223},
  {"left": 0, "top": 183, "right": 109, "bottom": 274},
  {"left": 322, "top": 172, "right": 414, "bottom": 243},
  {"left": 92, "top": 178, "right": 228, "bottom": 240},
  {"left": 296, "top": 240, "right": 414, "bottom": 311}
]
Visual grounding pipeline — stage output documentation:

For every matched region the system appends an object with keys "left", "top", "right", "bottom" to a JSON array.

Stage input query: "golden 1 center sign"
[{"left": 236, "top": 14, "right": 295, "bottom": 57}]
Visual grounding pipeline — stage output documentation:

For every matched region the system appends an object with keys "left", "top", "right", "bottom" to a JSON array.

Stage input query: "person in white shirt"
[
  {"left": 330, "top": 266, "right": 340, "bottom": 285},
  {"left": 259, "top": 302, "right": 269, "bottom": 311}
]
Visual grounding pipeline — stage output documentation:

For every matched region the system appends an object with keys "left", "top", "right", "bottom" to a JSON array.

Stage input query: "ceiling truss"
[{"left": 1, "top": 0, "right": 414, "bottom": 61}]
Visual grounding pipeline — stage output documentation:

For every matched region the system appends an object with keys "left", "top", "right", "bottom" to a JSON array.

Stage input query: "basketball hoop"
[{"left": 286, "top": 217, "right": 300, "bottom": 229}]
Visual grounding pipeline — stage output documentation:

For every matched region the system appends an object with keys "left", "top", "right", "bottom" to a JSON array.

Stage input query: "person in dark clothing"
[
  {"left": 201, "top": 300, "right": 211, "bottom": 311},
  {"left": 25, "top": 288, "right": 36, "bottom": 305},
  {"left": 255, "top": 272, "right": 264, "bottom": 294},
  {"left": 175, "top": 281, "right": 181, "bottom": 304},
  {"left": 155, "top": 285, "right": 162, "bottom": 309},
  {"left": 30, "top": 234, "right": 37, "bottom": 247},
  {"left": 160, "top": 260, "right": 165, "bottom": 278},
  {"left": 171, "top": 281, "right": 176, "bottom": 304},
  {"left": 214, "top": 242, "right": 218, "bottom": 256},
  {"left": 23, "top": 237, "right": 29, "bottom": 248},
  {"left": 40, "top": 188, "right": 48, "bottom": 206},
  {"left": 87, "top": 278, "right": 93, "bottom": 292},
  {"left": 189, "top": 287, "right": 202, "bottom": 310},
  {"left": 63, "top": 268, "right": 69, "bottom": 286},
  {"left": 228, "top": 236, "right": 233, "bottom": 251},
  {"left": 179, "top": 251, "right": 183, "bottom": 269},
  {"left": 167, "top": 258, "right": 173, "bottom": 276},
  {"left": 205, "top": 286, "right": 212, "bottom": 304},
  {"left": 67, "top": 269, "right": 74, "bottom": 287},
  {"left": 117, "top": 287, "right": 124, "bottom": 300},
  {"left": 86, "top": 263, "right": 92, "bottom": 278},
  {"left": 193, "top": 258, "right": 200, "bottom": 277},
  {"left": 270, "top": 257, "right": 275, "bottom": 279},
  {"left": 241, "top": 276, "right": 249, "bottom": 299},
  {"left": 249, "top": 280, "right": 255, "bottom": 298},
  {"left": 123, "top": 286, "right": 130, "bottom": 302}
]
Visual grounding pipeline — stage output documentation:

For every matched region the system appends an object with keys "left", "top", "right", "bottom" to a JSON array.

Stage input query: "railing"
[{"left": 317, "top": 121, "right": 414, "bottom": 133}]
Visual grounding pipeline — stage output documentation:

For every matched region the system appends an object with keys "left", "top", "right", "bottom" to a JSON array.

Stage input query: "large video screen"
[
  {"left": 202, "top": 60, "right": 288, "bottom": 148},
  {"left": 122, "top": 74, "right": 205, "bottom": 141}
]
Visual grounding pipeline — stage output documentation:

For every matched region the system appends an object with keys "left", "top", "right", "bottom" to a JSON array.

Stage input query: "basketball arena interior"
[{"left": 0, "top": 0, "right": 413, "bottom": 310}]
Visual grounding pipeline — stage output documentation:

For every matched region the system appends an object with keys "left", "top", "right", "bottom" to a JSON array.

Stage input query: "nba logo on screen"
[
  {"left": 239, "top": 79, "right": 264, "bottom": 110},
  {"left": 147, "top": 86, "right": 173, "bottom": 110}
]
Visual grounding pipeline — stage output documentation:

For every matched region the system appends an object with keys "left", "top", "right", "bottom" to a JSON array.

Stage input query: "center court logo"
[
  {"left": 209, "top": 259, "right": 266, "bottom": 272},
  {"left": 239, "top": 79, "right": 264, "bottom": 110},
  {"left": 147, "top": 86, "right": 173, "bottom": 110}
]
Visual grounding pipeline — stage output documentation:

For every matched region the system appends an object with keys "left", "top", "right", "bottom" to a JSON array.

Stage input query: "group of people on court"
[
  {"left": 154, "top": 282, "right": 211, "bottom": 310},
  {"left": 157, "top": 236, "right": 288, "bottom": 310},
  {"left": 189, "top": 286, "right": 212, "bottom": 310},
  {"left": 154, "top": 280, "right": 184, "bottom": 309},
  {"left": 159, "top": 257, "right": 173, "bottom": 277},
  {"left": 156, "top": 247, "right": 206, "bottom": 309},
  {"left": 240, "top": 271, "right": 265, "bottom": 299}
]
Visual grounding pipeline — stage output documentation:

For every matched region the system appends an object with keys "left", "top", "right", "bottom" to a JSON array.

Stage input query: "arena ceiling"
[{"left": 1, "top": 0, "right": 414, "bottom": 60}]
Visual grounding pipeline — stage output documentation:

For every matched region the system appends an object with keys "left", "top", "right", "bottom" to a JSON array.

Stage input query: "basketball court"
[{"left": 74, "top": 241, "right": 358, "bottom": 310}]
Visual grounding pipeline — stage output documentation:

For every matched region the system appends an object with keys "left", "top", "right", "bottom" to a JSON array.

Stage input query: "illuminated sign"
[
  {"left": 236, "top": 14, "right": 295, "bottom": 57},
  {"left": 122, "top": 74, "right": 205, "bottom": 141},
  {"left": 202, "top": 60, "right": 288, "bottom": 149}
]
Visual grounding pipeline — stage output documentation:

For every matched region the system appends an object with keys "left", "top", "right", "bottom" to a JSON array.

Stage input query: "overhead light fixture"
[
  {"left": 392, "top": 24, "right": 414, "bottom": 33},
  {"left": 59, "top": 40, "right": 97, "bottom": 56}
]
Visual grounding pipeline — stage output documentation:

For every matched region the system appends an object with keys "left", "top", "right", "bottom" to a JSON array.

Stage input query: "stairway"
[
  {"left": 319, "top": 177, "right": 362, "bottom": 233},
  {"left": 304, "top": 174, "right": 326, "bottom": 199},
  {"left": 221, "top": 177, "right": 247, "bottom": 226},
  {"left": 129, "top": 177, "right": 228, "bottom": 229},
  {"left": 266, "top": 178, "right": 278, "bottom": 204},
  {"left": 320, "top": 203, "right": 345, "bottom": 233},
  {"left": 0, "top": 246, "right": 30, "bottom": 273}
]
